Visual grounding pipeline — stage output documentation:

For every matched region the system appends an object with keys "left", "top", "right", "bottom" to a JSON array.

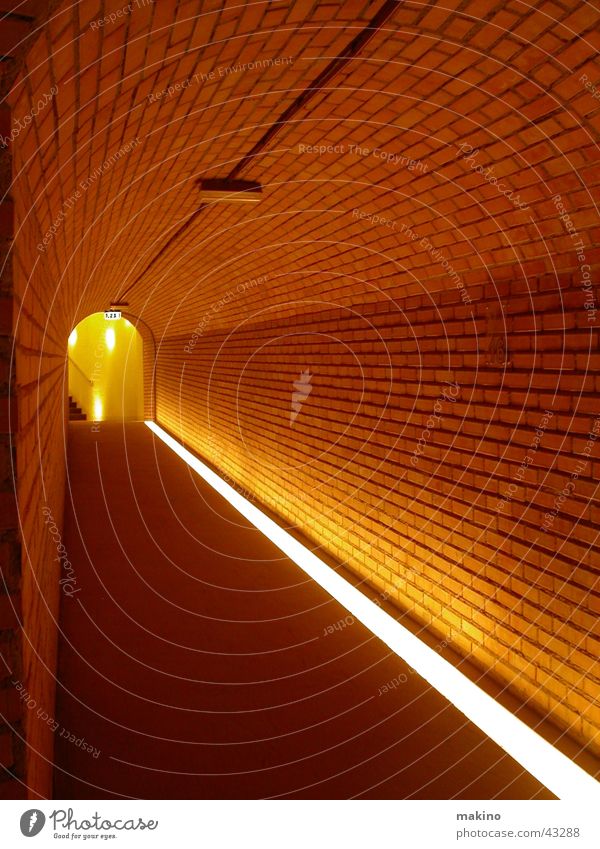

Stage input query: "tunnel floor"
[{"left": 52, "top": 422, "right": 552, "bottom": 799}]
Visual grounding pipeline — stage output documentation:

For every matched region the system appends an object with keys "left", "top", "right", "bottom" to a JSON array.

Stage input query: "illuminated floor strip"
[{"left": 146, "top": 421, "right": 600, "bottom": 800}]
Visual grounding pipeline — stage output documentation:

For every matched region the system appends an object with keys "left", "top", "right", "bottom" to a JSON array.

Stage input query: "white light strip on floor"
[{"left": 146, "top": 420, "right": 600, "bottom": 800}]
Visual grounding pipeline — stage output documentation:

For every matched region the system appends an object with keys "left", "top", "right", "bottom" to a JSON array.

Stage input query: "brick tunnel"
[{"left": 0, "top": 0, "right": 599, "bottom": 801}]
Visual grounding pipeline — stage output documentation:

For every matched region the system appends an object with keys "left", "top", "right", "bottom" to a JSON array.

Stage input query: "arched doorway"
[{"left": 67, "top": 312, "right": 144, "bottom": 425}]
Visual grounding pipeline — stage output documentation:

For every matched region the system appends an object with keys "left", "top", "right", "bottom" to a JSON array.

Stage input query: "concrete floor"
[{"left": 53, "top": 422, "right": 552, "bottom": 799}]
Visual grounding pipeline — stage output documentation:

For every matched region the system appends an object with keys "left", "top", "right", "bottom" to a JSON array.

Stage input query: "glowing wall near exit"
[{"left": 68, "top": 313, "right": 143, "bottom": 422}]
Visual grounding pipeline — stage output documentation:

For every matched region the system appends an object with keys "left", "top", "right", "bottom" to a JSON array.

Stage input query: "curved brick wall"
[
  {"left": 1, "top": 0, "right": 599, "bottom": 796},
  {"left": 155, "top": 268, "right": 600, "bottom": 758}
]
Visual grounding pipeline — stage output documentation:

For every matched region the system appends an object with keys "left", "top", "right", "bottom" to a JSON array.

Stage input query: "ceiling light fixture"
[{"left": 197, "top": 178, "right": 262, "bottom": 203}]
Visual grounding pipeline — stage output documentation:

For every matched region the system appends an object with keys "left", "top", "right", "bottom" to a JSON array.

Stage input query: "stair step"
[{"left": 68, "top": 395, "right": 85, "bottom": 420}]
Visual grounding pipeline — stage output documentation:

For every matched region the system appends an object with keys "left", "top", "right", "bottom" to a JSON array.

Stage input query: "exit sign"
[{"left": 104, "top": 311, "right": 121, "bottom": 320}]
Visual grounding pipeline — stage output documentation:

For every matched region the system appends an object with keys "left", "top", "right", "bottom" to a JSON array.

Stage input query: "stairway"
[{"left": 68, "top": 395, "right": 86, "bottom": 421}]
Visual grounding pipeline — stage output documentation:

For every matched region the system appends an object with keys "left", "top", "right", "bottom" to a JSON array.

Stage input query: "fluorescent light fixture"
[
  {"left": 105, "top": 327, "right": 116, "bottom": 351},
  {"left": 145, "top": 420, "right": 600, "bottom": 801},
  {"left": 198, "top": 178, "right": 262, "bottom": 203},
  {"left": 68, "top": 329, "right": 77, "bottom": 346},
  {"left": 94, "top": 398, "right": 103, "bottom": 421}
]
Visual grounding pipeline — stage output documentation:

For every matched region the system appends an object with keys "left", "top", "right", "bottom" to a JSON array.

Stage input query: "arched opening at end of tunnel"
[{"left": 67, "top": 313, "right": 144, "bottom": 425}]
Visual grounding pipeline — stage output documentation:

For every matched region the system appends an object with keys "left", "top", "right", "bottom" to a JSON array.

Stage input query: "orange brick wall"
[{"left": 155, "top": 265, "right": 600, "bottom": 757}]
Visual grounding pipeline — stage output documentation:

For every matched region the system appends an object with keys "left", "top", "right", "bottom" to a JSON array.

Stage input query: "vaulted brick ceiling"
[{"left": 9, "top": 0, "right": 600, "bottom": 343}]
